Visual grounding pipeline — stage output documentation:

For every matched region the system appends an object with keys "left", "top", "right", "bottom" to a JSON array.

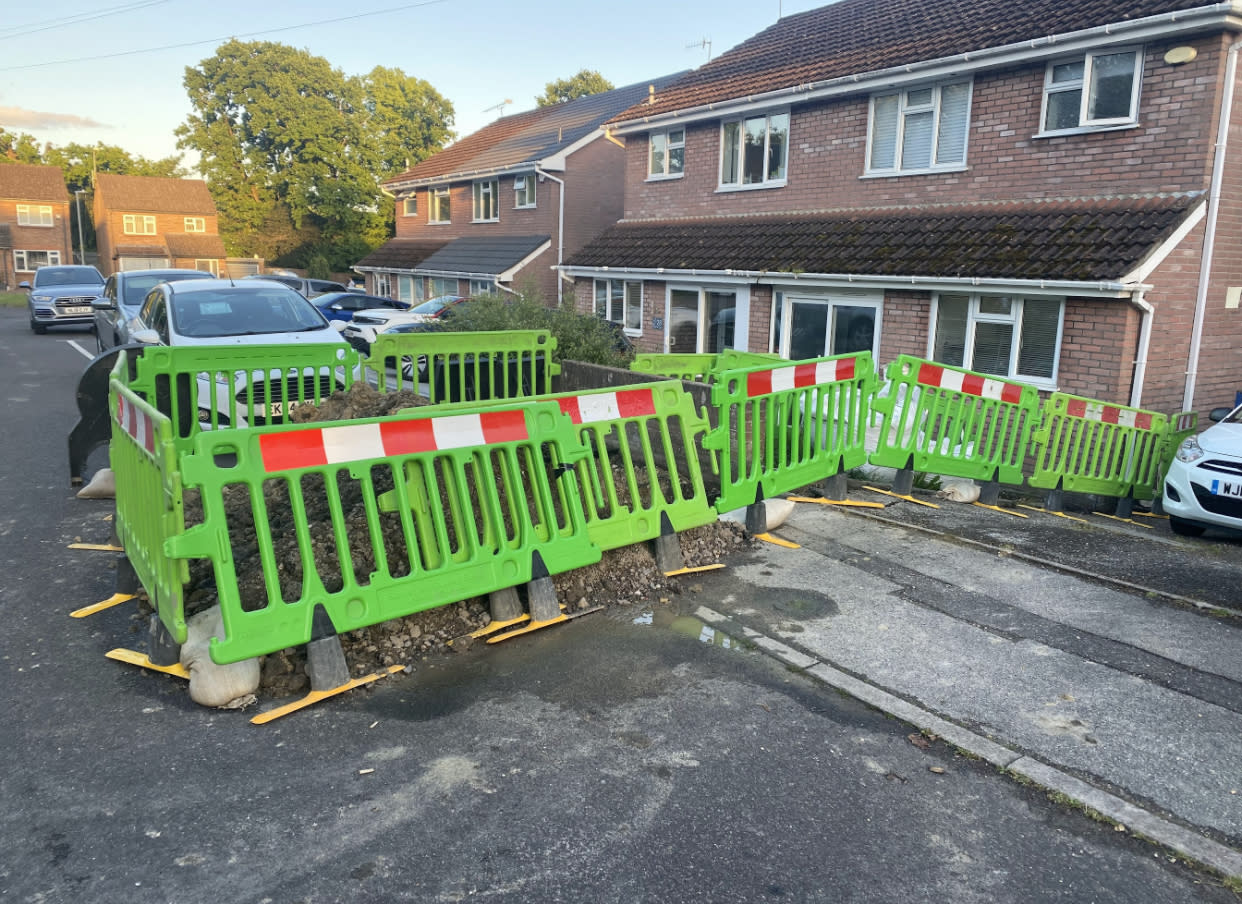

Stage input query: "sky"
[{"left": 1, "top": 0, "right": 827, "bottom": 168}]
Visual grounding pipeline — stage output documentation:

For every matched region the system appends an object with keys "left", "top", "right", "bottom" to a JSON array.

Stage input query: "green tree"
[
  {"left": 536, "top": 70, "right": 615, "bottom": 107},
  {"left": 0, "top": 128, "right": 43, "bottom": 163},
  {"left": 357, "top": 65, "right": 454, "bottom": 178}
]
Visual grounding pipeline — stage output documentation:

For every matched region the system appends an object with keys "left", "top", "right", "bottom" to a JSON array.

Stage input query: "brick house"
[
  {"left": 357, "top": 74, "right": 684, "bottom": 306},
  {"left": 93, "top": 173, "right": 227, "bottom": 277},
  {"left": 564, "top": 0, "right": 1242, "bottom": 415},
  {"left": 0, "top": 163, "right": 72, "bottom": 289}
]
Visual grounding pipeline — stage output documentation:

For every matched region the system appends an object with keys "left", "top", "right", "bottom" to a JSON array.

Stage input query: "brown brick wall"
[
  {"left": 95, "top": 209, "right": 222, "bottom": 276},
  {"left": 1, "top": 198, "right": 73, "bottom": 282}
]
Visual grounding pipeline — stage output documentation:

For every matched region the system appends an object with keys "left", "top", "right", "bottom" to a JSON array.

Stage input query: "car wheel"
[
  {"left": 1169, "top": 516, "right": 1206, "bottom": 537},
  {"left": 30, "top": 318, "right": 47, "bottom": 335}
]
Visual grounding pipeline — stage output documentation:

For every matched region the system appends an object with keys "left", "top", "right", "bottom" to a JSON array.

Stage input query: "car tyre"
[
  {"left": 30, "top": 318, "right": 47, "bottom": 335},
  {"left": 1169, "top": 515, "right": 1206, "bottom": 537}
]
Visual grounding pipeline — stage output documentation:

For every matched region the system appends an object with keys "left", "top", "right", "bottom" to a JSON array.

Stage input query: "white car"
[
  {"left": 1162, "top": 403, "right": 1242, "bottom": 537},
  {"left": 127, "top": 278, "right": 350, "bottom": 426},
  {"left": 341, "top": 295, "right": 465, "bottom": 353}
]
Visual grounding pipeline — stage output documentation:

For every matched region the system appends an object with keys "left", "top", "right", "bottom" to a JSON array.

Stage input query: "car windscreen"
[
  {"left": 410, "top": 296, "right": 455, "bottom": 316},
  {"left": 34, "top": 267, "right": 104, "bottom": 288},
  {"left": 170, "top": 289, "right": 330, "bottom": 338},
  {"left": 123, "top": 272, "right": 212, "bottom": 306}
]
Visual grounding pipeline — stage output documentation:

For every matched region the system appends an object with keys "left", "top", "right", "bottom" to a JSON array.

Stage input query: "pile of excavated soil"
[{"left": 165, "top": 382, "right": 751, "bottom": 699}]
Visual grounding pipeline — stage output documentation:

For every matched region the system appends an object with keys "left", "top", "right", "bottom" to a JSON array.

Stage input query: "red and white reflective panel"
[
  {"left": 1065, "top": 398, "right": 1154, "bottom": 431},
  {"left": 557, "top": 388, "right": 656, "bottom": 424},
  {"left": 746, "top": 358, "right": 857, "bottom": 397},
  {"left": 259, "top": 409, "right": 529, "bottom": 472},
  {"left": 1175, "top": 412, "right": 1196, "bottom": 432},
  {"left": 916, "top": 363, "right": 1024, "bottom": 405},
  {"left": 115, "top": 395, "right": 155, "bottom": 453}
]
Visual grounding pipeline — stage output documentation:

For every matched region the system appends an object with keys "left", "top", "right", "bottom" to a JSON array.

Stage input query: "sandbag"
[
  {"left": 936, "top": 480, "right": 981, "bottom": 503},
  {"left": 76, "top": 468, "right": 116, "bottom": 499},
  {"left": 180, "top": 606, "right": 261, "bottom": 708}
]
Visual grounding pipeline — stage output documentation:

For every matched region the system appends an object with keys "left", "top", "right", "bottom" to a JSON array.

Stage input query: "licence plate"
[
  {"left": 1210, "top": 479, "right": 1242, "bottom": 498},
  {"left": 257, "top": 399, "right": 305, "bottom": 417},
  {"left": 64, "top": 306, "right": 92, "bottom": 315}
]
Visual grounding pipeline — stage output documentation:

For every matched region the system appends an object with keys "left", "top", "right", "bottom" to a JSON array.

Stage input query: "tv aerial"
[
  {"left": 686, "top": 37, "right": 712, "bottom": 61},
  {"left": 483, "top": 98, "right": 513, "bottom": 116}
]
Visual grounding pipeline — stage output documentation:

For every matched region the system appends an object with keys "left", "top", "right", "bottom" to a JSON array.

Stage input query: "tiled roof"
[
  {"left": 114, "top": 243, "right": 171, "bottom": 258},
  {"left": 385, "top": 73, "right": 686, "bottom": 187},
  {"left": 0, "top": 163, "right": 68, "bottom": 202},
  {"left": 416, "top": 235, "right": 551, "bottom": 276},
  {"left": 353, "top": 238, "right": 451, "bottom": 270},
  {"left": 564, "top": 196, "right": 1200, "bottom": 282},
  {"left": 613, "top": 0, "right": 1218, "bottom": 122},
  {"left": 164, "top": 233, "right": 226, "bottom": 258},
  {"left": 95, "top": 173, "right": 217, "bottom": 214}
]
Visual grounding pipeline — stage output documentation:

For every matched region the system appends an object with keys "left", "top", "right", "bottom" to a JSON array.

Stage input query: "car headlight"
[
  {"left": 1176, "top": 436, "right": 1205, "bottom": 464},
  {"left": 31, "top": 294, "right": 53, "bottom": 303}
]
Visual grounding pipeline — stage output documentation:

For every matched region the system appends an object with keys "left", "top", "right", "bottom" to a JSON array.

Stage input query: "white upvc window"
[
  {"left": 430, "top": 187, "right": 450, "bottom": 224},
  {"left": 514, "top": 175, "right": 536, "bottom": 208},
  {"left": 867, "top": 80, "right": 972, "bottom": 175},
  {"left": 649, "top": 127, "right": 685, "bottom": 178},
  {"left": 14, "top": 249, "right": 61, "bottom": 270},
  {"left": 17, "top": 204, "right": 53, "bottom": 227},
  {"left": 720, "top": 111, "right": 789, "bottom": 189},
  {"left": 469, "top": 279, "right": 493, "bottom": 296},
  {"left": 402, "top": 195, "right": 418, "bottom": 217},
  {"left": 430, "top": 277, "right": 456, "bottom": 297},
  {"left": 374, "top": 272, "right": 393, "bottom": 297},
  {"left": 184, "top": 216, "right": 206, "bottom": 232},
  {"left": 1040, "top": 48, "right": 1142, "bottom": 134},
  {"left": 397, "top": 275, "right": 416, "bottom": 303},
  {"left": 123, "top": 214, "right": 157, "bottom": 235},
  {"left": 594, "top": 278, "right": 643, "bottom": 335},
  {"left": 472, "top": 179, "right": 499, "bottom": 222},
  {"left": 931, "top": 293, "right": 1064, "bottom": 387},
  {"left": 194, "top": 258, "right": 218, "bottom": 275}
]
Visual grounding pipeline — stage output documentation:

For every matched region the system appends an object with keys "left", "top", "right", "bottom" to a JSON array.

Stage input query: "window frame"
[
  {"left": 929, "top": 292, "right": 1065, "bottom": 388},
  {"left": 1038, "top": 47, "right": 1143, "bottom": 136},
  {"left": 472, "top": 179, "right": 499, "bottom": 222},
  {"left": 374, "top": 272, "right": 393, "bottom": 298},
  {"left": 864, "top": 79, "right": 973, "bottom": 177},
  {"left": 17, "top": 204, "right": 53, "bottom": 227},
  {"left": 514, "top": 175, "right": 536, "bottom": 209},
  {"left": 194, "top": 258, "right": 218, "bottom": 275},
  {"left": 429, "top": 187, "right": 451, "bottom": 224},
  {"left": 402, "top": 195, "right": 418, "bottom": 217},
  {"left": 14, "top": 249, "right": 61, "bottom": 270},
  {"left": 648, "top": 127, "right": 686, "bottom": 180},
  {"left": 123, "top": 214, "right": 157, "bottom": 235},
  {"left": 184, "top": 216, "right": 206, "bottom": 233},
  {"left": 594, "top": 278, "right": 644, "bottom": 336},
  {"left": 718, "top": 110, "right": 790, "bottom": 191}
]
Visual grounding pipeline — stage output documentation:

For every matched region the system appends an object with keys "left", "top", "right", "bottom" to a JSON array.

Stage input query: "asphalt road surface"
[{"left": 1, "top": 308, "right": 1237, "bottom": 903}]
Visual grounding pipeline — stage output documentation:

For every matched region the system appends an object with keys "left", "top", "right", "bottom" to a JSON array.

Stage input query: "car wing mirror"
[
  {"left": 130, "top": 328, "right": 161, "bottom": 345},
  {"left": 91, "top": 298, "right": 115, "bottom": 311},
  {"left": 1208, "top": 407, "right": 1232, "bottom": 422}
]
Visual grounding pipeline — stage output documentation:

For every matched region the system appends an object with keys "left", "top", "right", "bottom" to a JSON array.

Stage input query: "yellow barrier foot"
[
  {"left": 1131, "top": 510, "right": 1167, "bottom": 519},
  {"left": 71, "top": 592, "right": 136, "bottom": 618},
  {"left": 862, "top": 487, "right": 941, "bottom": 509},
  {"left": 664, "top": 563, "right": 727, "bottom": 577},
  {"left": 486, "top": 613, "right": 570, "bottom": 644},
  {"left": 787, "top": 496, "right": 887, "bottom": 509},
  {"left": 971, "top": 502, "right": 1029, "bottom": 518},
  {"left": 469, "top": 614, "right": 531, "bottom": 639},
  {"left": 1016, "top": 504, "right": 1089, "bottom": 524},
  {"left": 1092, "top": 512, "right": 1154, "bottom": 529},
  {"left": 105, "top": 648, "right": 190, "bottom": 679},
  {"left": 754, "top": 533, "right": 801, "bottom": 549},
  {"left": 68, "top": 542, "right": 124, "bottom": 552},
  {"left": 250, "top": 665, "right": 404, "bottom": 725}
]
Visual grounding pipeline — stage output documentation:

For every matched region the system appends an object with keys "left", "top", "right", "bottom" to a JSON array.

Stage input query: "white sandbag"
[
  {"left": 180, "top": 606, "right": 261, "bottom": 708},
  {"left": 936, "top": 480, "right": 981, "bottom": 503},
  {"left": 76, "top": 468, "right": 116, "bottom": 499}
]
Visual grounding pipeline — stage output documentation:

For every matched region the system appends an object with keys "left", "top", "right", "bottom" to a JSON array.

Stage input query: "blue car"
[{"left": 311, "top": 291, "right": 409, "bottom": 323}]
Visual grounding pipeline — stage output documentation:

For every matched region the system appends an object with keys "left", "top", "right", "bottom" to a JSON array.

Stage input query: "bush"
[{"left": 448, "top": 292, "right": 633, "bottom": 369}]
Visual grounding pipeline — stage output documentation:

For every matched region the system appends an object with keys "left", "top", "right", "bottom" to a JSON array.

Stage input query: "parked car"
[
  {"left": 23, "top": 265, "right": 106, "bottom": 334},
  {"left": 1162, "top": 403, "right": 1242, "bottom": 537},
  {"left": 341, "top": 295, "right": 467, "bottom": 354},
  {"left": 92, "top": 268, "right": 216, "bottom": 352},
  {"left": 241, "top": 273, "right": 351, "bottom": 298},
  {"left": 128, "top": 278, "right": 349, "bottom": 426},
  {"left": 311, "top": 291, "right": 409, "bottom": 323}
]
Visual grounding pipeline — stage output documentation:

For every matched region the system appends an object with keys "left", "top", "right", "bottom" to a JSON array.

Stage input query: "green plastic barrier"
[
  {"left": 168, "top": 400, "right": 601, "bottom": 664},
  {"left": 630, "top": 351, "right": 782, "bottom": 383},
  {"left": 124, "top": 343, "right": 364, "bottom": 458},
  {"left": 109, "top": 370, "right": 190, "bottom": 643},
  {"left": 367, "top": 330, "right": 559, "bottom": 401},
  {"left": 868, "top": 356, "right": 1040, "bottom": 485},
  {"left": 704, "top": 352, "right": 878, "bottom": 513},
  {"left": 1029, "top": 394, "right": 1169, "bottom": 501},
  {"left": 1161, "top": 411, "right": 1199, "bottom": 482}
]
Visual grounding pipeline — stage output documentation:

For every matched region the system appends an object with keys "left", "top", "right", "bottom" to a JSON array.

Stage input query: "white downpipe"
[
  {"left": 1184, "top": 39, "right": 1242, "bottom": 411},
  {"left": 535, "top": 167, "right": 567, "bottom": 297},
  {"left": 1129, "top": 289, "right": 1153, "bottom": 408}
]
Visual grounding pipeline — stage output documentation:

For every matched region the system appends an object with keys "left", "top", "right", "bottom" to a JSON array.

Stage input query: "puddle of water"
[{"left": 631, "top": 608, "right": 752, "bottom": 651}]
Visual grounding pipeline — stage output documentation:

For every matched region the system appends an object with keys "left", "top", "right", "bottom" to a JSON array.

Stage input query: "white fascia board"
[
  {"left": 608, "top": 5, "right": 1242, "bottom": 135},
  {"left": 385, "top": 163, "right": 538, "bottom": 193},
  {"left": 1121, "top": 199, "right": 1208, "bottom": 284},
  {"left": 498, "top": 240, "right": 553, "bottom": 282},
  {"left": 559, "top": 265, "right": 1136, "bottom": 298},
  {"left": 539, "top": 129, "right": 604, "bottom": 172}
]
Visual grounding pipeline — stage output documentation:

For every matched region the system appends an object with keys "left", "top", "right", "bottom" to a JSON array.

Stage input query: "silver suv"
[
  {"left": 92, "top": 268, "right": 215, "bottom": 352},
  {"left": 24, "top": 265, "right": 106, "bottom": 334}
]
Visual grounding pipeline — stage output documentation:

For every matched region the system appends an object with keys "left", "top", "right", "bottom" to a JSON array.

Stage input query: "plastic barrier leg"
[
  {"left": 71, "top": 553, "right": 139, "bottom": 618},
  {"left": 471, "top": 586, "right": 530, "bottom": 639},
  {"left": 653, "top": 511, "right": 684, "bottom": 574},
  {"left": 487, "top": 553, "right": 571, "bottom": 644},
  {"left": 971, "top": 471, "right": 1028, "bottom": 518},
  {"left": 148, "top": 614, "right": 181, "bottom": 667},
  {"left": 788, "top": 471, "right": 885, "bottom": 509}
]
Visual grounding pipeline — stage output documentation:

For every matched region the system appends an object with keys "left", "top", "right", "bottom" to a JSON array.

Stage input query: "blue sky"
[{"left": 1, "top": 0, "right": 826, "bottom": 167}]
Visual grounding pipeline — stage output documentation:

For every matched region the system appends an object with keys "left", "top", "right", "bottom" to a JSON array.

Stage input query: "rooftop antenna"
[
  {"left": 483, "top": 98, "right": 513, "bottom": 117},
  {"left": 686, "top": 37, "right": 712, "bottom": 62}
]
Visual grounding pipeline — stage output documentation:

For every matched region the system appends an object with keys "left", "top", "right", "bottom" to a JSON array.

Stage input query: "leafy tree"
[
  {"left": 358, "top": 65, "right": 454, "bottom": 178},
  {"left": 536, "top": 70, "right": 615, "bottom": 107},
  {"left": 0, "top": 128, "right": 43, "bottom": 163}
]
